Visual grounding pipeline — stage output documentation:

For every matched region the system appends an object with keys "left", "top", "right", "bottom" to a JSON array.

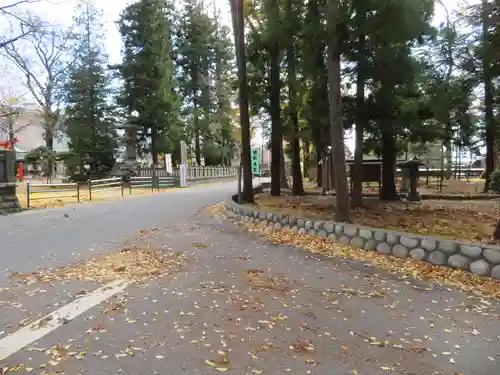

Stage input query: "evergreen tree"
[
  {"left": 64, "top": 2, "right": 117, "bottom": 177},
  {"left": 117, "top": 0, "right": 179, "bottom": 165}
]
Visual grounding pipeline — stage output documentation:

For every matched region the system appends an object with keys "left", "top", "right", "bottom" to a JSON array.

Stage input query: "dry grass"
[
  {"left": 249, "top": 192, "right": 500, "bottom": 245},
  {"left": 16, "top": 187, "right": 166, "bottom": 209}
]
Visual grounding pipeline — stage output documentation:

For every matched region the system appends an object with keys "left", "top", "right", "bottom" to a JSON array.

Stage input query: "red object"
[
  {"left": 0, "top": 138, "right": 18, "bottom": 150},
  {"left": 17, "top": 162, "right": 23, "bottom": 179}
]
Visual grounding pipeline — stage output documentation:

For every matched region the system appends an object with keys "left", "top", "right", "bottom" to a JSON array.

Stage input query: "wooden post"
[
  {"left": 76, "top": 183, "right": 80, "bottom": 203},
  {"left": 88, "top": 179, "right": 92, "bottom": 201}
]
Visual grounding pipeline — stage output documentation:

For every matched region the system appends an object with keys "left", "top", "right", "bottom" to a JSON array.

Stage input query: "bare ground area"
[{"left": 248, "top": 187, "right": 500, "bottom": 245}]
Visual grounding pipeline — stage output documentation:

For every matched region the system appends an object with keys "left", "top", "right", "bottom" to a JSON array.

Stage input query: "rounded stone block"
[
  {"left": 266, "top": 213, "right": 273, "bottom": 221},
  {"left": 374, "top": 231, "right": 386, "bottom": 241},
  {"left": 469, "top": 259, "right": 491, "bottom": 276},
  {"left": 376, "top": 243, "right": 391, "bottom": 254},
  {"left": 400, "top": 236, "right": 419, "bottom": 248},
  {"left": 386, "top": 233, "right": 398, "bottom": 245},
  {"left": 291, "top": 226, "right": 298, "bottom": 232},
  {"left": 274, "top": 223, "right": 282, "bottom": 230},
  {"left": 259, "top": 212, "right": 266, "bottom": 220},
  {"left": 323, "top": 222, "right": 334, "bottom": 233},
  {"left": 364, "top": 239, "right": 376, "bottom": 251},
  {"left": 438, "top": 241, "right": 457, "bottom": 254},
  {"left": 409, "top": 248, "right": 426, "bottom": 261},
  {"left": 350, "top": 236, "right": 366, "bottom": 248},
  {"left": 460, "top": 245, "right": 483, "bottom": 259},
  {"left": 253, "top": 211, "right": 259, "bottom": 218},
  {"left": 491, "top": 265, "right": 500, "bottom": 280},
  {"left": 288, "top": 217, "right": 297, "bottom": 226},
  {"left": 344, "top": 225, "right": 358, "bottom": 237},
  {"left": 483, "top": 249, "right": 500, "bottom": 264},
  {"left": 298, "top": 228, "right": 306, "bottom": 234},
  {"left": 338, "top": 236, "right": 350, "bottom": 245},
  {"left": 359, "top": 229, "right": 373, "bottom": 240},
  {"left": 283, "top": 224, "right": 291, "bottom": 230},
  {"left": 392, "top": 244, "right": 409, "bottom": 258},
  {"left": 335, "top": 223, "right": 344, "bottom": 235},
  {"left": 447, "top": 254, "right": 470, "bottom": 270},
  {"left": 264, "top": 225, "right": 274, "bottom": 233},
  {"left": 421, "top": 238, "right": 437, "bottom": 251},
  {"left": 327, "top": 234, "right": 337, "bottom": 242},
  {"left": 313, "top": 221, "right": 323, "bottom": 231},
  {"left": 297, "top": 218, "right": 305, "bottom": 228},
  {"left": 308, "top": 229, "right": 317, "bottom": 236},
  {"left": 317, "top": 229, "right": 327, "bottom": 239},
  {"left": 280, "top": 217, "right": 288, "bottom": 226},
  {"left": 428, "top": 250, "right": 447, "bottom": 265},
  {"left": 272, "top": 214, "right": 280, "bottom": 222},
  {"left": 305, "top": 221, "right": 314, "bottom": 231}
]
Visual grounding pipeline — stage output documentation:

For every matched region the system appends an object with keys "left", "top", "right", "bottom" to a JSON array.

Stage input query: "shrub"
[{"left": 488, "top": 169, "right": 500, "bottom": 192}]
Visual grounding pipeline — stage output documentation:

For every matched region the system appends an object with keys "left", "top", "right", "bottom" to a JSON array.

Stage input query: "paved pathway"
[{"left": 0, "top": 182, "right": 499, "bottom": 375}]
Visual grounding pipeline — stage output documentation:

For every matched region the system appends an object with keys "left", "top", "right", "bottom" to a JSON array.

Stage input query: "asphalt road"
[
  {"left": 0, "top": 180, "right": 245, "bottom": 286},
  {"left": 0, "top": 180, "right": 499, "bottom": 375}
]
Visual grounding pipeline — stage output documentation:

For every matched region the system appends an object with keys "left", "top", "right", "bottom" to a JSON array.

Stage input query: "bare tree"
[
  {"left": 1, "top": 26, "right": 70, "bottom": 176},
  {"left": 0, "top": 0, "right": 43, "bottom": 48}
]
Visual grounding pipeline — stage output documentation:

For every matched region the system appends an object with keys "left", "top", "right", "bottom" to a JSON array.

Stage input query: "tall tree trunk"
[
  {"left": 316, "top": 148, "right": 323, "bottom": 187},
  {"left": 326, "top": 0, "right": 350, "bottom": 222},
  {"left": 285, "top": 0, "right": 303, "bottom": 195},
  {"left": 194, "top": 101, "right": 201, "bottom": 165},
  {"left": 280, "top": 139, "right": 289, "bottom": 189},
  {"left": 351, "top": 1, "right": 367, "bottom": 207},
  {"left": 303, "top": 140, "right": 310, "bottom": 178},
  {"left": 270, "top": 39, "right": 282, "bottom": 196},
  {"left": 380, "top": 127, "right": 399, "bottom": 200},
  {"left": 329, "top": 149, "right": 335, "bottom": 190},
  {"left": 230, "top": 0, "right": 253, "bottom": 202},
  {"left": 482, "top": 0, "right": 495, "bottom": 192},
  {"left": 45, "top": 130, "right": 54, "bottom": 179}
]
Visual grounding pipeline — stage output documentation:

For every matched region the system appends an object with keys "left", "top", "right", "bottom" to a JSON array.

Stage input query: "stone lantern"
[{"left": 397, "top": 158, "right": 424, "bottom": 201}]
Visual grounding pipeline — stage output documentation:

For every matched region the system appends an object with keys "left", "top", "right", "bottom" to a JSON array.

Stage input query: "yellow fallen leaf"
[{"left": 216, "top": 368, "right": 228, "bottom": 372}]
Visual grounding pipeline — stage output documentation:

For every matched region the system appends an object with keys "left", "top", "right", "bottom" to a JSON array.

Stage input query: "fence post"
[
  {"left": 87, "top": 179, "right": 92, "bottom": 201},
  {"left": 129, "top": 178, "right": 132, "bottom": 195},
  {"left": 76, "top": 183, "right": 80, "bottom": 203},
  {"left": 26, "top": 183, "right": 30, "bottom": 209},
  {"left": 121, "top": 181, "right": 124, "bottom": 196}
]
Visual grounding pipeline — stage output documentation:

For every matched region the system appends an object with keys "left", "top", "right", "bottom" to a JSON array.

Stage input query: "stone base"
[{"left": 0, "top": 183, "right": 21, "bottom": 214}]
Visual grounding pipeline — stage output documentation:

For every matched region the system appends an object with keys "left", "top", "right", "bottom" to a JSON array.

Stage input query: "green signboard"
[{"left": 251, "top": 148, "right": 261, "bottom": 176}]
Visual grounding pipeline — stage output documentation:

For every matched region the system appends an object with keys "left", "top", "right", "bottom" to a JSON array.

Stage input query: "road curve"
[{"left": 0, "top": 180, "right": 248, "bottom": 285}]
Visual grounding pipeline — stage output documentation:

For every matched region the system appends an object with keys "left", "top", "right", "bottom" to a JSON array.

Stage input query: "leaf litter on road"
[
  {"left": 8, "top": 246, "right": 186, "bottom": 284},
  {"left": 232, "top": 217, "right": 500, "bottom": 299}
]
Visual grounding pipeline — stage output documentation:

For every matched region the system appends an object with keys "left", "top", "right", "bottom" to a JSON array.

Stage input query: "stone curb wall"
[{"left": 225, "top": 187, "right": 500, "bottom": 280}]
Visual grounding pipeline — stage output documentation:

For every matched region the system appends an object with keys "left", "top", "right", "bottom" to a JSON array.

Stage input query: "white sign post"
[
  {"left": 179, "top": 164, "right": 187, "bottom": 187},
  {"left": 164, "top": 154, "right": 173, "bottom": 174},
  {"left": 179, "top": 141, "right": 188, "bottom": 187}
]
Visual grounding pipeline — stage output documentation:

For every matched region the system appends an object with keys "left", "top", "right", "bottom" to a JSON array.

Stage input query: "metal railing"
[
  {"left": 26, "top": 182, "right": 80, "bottom": 208},
  {"left": 128, "top": 176, "right": 176, "bottom": 193},
  {"left": 88, "top": 177, "right": 123, "bottom": 200}
]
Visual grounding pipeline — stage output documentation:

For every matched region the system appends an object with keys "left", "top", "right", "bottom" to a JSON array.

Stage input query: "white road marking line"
[{"left": 0, "top": 279, "right": 130, "bottom": 360}]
